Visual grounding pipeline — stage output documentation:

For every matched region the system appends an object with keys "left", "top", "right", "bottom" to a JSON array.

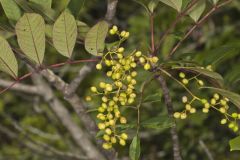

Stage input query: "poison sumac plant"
[{"left": 0, "top": 0, "right": 239, "bottom": 160}]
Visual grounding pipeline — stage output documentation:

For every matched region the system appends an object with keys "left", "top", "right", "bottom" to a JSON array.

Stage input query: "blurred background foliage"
[{"left": 0, "top": 0, "right": 240, "bottom": 159}]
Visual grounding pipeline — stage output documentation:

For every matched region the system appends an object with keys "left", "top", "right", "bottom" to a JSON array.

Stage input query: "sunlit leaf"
[
  {"left": 0, "top": 0, "right": 21, "bottom": 22},
  {"left": 53, "top": 11, "right": 77, "bottom": 58},
  {"left": 189, "top": 0, "right": 206, "bottom": 22},
  {"left": 0, "top": 36, "right": 18, "bottom": 78},
  {"left": 202, "top": 87, "right": 240, "bottom": 108},
  {"left": 229, "top": 136, "right": 240, "bottom": 151},
  {"left": 16, "top": 13, "right": 45, "bottom": 64},
  {"left": 158, "top": 0, "right": 182, "bottom": 12},
  {"left": 141, "top": 115, "right": 174, "bottom": 129},
  {"left": 85, "top": 21, "right": 109, "bottom": 56},
  {"left": 29, "top": 0, "right": 52, "bottom": 9},
  {"left": 129, "top": 136, "right": 141, "bottom": 160}
]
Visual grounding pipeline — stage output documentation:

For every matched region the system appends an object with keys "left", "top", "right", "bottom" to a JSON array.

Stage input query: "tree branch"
[
  {"left": 157, "top": 74, "right": 182, "bottom": 160},
  {"left": 105, "top": 0, "right": 119, "bottom": 22},
  {"left": 65, "top": 61, "right": 96, "bottom": 97},
  {"left": 40, "top": 69, "right": 117, "bottom": 160},
  {"left": 31, "top": 73, "right": 106, "bottom": 160},
  {"left": 0, "top": 79, "right": 40, "bottom": 95}
]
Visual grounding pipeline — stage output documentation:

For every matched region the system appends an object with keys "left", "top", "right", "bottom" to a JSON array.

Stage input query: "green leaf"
[
  {"left": 16, "top": 13, "right": 45, "bottom": 64},
  {"left": 133, "top": 0, "right": 150, "bottom": 12},
  {"left": 95, "top": 130, "right": 105, "bottom": 138},
  {"left": 129, "top": 136, "right": 141, "bottom": 160},
  {"left": 76, "top": 20, "right": 90, "bottom": 39},
  {"left": 143, "top": 89, "right": 162, "bottom": 103},
  {"left": 158, "top": 0, "right": 182, "bottom": 12},
  {"left": 106, "top": 41, "right": 120, "bottom": 51},
  {"left": 173, "top": 66, "right": 224, "bottom": 87},
  {"left": 202, "top": 87, "right": 240, "bottom": 108},
  {"left": 230, "top": 136, "right": 240, "bottom": 151},
  {"left": 85, "top": 21, "right": 109, "bottom": 56},
  {"left": 193, "top": 43, "right": 240, "bottom": 65},
  {"left": 29, "top": 0, "right": 52, "bottom": 9},
  {"left": 0, "top": 36, "right": 18, "bottom": 78},
  {"left": 45, "top": 24, "right": 53, "bottom": 37},
  {"left": 162, "top": 34, "right": 176, "bottom": 58},
  {"left": 0, "top": 30, "right": 15, "bottom": 39},
  {"left": 53, "top": 11, "right": 77, "bottom": 58},
  {"left": 189, "top": 0, "right": 206, "bottom": 22},
  {"left": 116, "top": 124, "right": 136, "bottom": 130},
  {"left": 141, "top": 115, "right": 174, "bottom": 129},
  {"left": 67, "top": 0, "right": 85, "bottom": 17},
  {"left": 148, "top": 0, "right": 159, "bottom": 13},
  {"left": 0, "top": 0, "right": 21, "bottom": 22},
  {"left": 210, "top": 0, "right": 219, "bottom": 5}
]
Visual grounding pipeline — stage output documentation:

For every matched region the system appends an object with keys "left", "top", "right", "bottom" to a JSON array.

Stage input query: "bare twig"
[
  {"left": 0, "top": 79, "right": 40, "bottom": 95},
  {"left": 2, "top": 115, "right": 90, "bottom": 160},
  {"left": 199, "top": 140, "right": 214, "bottom": 160},
  {"left": 0, "top": 124, "right": 60, "bottom": 159},
  {"left": 40, "top": 69, "right": 117, "bottom": 160},
  {"left": 167, "top": 0, "right": 233, "bottom": 58},
  {"left": 105, "top": 0, "right": 119, "bottom": 22},
  {"left": 157, "top": 74, "right": 182, "bottom": 160},
  {"left": 65, "top": 61, "right": 96, "bottom": 97}
]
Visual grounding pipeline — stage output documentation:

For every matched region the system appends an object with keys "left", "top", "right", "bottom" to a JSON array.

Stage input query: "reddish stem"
[
  {"left": 0, "top": 58, "right": 99, "bottom": 94},
  {"left": 167, "top": 0, "right": 232, "bottom": 59},
  {"left": 154, "top": 0, "right": 199, "bottom": 54}
]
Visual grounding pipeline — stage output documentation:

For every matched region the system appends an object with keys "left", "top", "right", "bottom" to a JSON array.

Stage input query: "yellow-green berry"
[
  {"left": 96, "top": 63, "right": 102, "bottom": 70},
  {"left": 173, "top": 112, "right": 181, "bottom": 119}
]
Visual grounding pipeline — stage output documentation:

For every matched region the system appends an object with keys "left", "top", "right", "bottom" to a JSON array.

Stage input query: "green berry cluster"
[
  {"left": 174, "top": 71, "right": 240, "bottom": 133},
  {"left": 86, "top": 25, "right": 159, "bottom": 150}
]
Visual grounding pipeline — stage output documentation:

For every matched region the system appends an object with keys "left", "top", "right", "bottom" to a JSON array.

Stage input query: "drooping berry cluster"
[
  {"left": 173, "top": 70, "right": 240, "bottom": 133},
  {"left": 86, "top": 26, "right": 159, "bottom": 149}
]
